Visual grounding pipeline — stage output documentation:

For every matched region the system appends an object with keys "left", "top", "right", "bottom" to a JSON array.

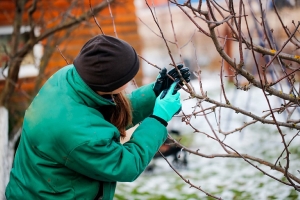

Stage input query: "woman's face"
[{"left": 97, "top": 82, "right": 129, "bottom": 95}]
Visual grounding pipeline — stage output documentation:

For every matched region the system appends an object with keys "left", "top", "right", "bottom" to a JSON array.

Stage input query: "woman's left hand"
[{"left": 152, "top": 64, "right": 190, "bottom": 96}]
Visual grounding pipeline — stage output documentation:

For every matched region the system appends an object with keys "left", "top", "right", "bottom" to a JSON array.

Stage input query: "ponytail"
[{"left": 99, "top": 92, "right": 132, "bottom": 138}]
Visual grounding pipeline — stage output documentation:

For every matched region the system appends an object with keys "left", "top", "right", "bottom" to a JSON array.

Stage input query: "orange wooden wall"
[{"left": 40, "top": 0, "right": 143, "bottom": 85}]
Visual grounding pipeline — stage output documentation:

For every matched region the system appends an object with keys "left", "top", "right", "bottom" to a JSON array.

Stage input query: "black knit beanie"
[{"left": 73, "top": 35, "right": 139, "bottom": 92}]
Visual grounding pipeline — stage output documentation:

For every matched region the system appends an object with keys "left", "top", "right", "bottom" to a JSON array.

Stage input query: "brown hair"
[{"left": 98, "top": 92, "right": 132, "bottom": 138}]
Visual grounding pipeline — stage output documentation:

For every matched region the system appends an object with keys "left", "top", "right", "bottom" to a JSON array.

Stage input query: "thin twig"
[
  {"left": 159, "top": 150, "right": 222, "bottom": 199},
  {"left": 106, "top": 0, "right": 117, "bottom": 38},
  {"left": 265, "top": 22, "right": 300, "bottom": 69},
  {"left": 89, "top": 0, "right": 104, "bottom": 34},
  {"left": 56, "top": 45, "right": 69, "bottom": 65}
]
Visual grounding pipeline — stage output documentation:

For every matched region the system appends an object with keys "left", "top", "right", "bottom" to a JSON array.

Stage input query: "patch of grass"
[
  {"left": 230, "top": 188, "right": 243, "bottom": 196},
  {"left": 174, "top": 182, "right": 186, "bottom": 190},
  {"left": 169, "top": 132, "right": 194, "bottom": 147},
  {"left": 147, "top": 195, "right": 176, "bottom": 200},
  {"left": 230, "top": 189, "right": 252, "bottom": 200},
  {"left": 200, "top": 171, "right": 218, "bottom": 179},
  {"left": 132, "top": 188, "right": 148, "bottom": 195},
  {"left": 289, "top": 146, "right": 300, "bottom": 159},
  {"left": 182, "top": 193, "right": 201, "bottom": 199},
  {"left": 258, "top": 182, "right": 264, "bottom": 188},
  {"left": 267, "top": 195, "right": 277, "bottom": 200},
  {"left": 113, "top": 194, "right": 126, "bottom": 200},
  {"left": 286, "top": 189, "right": 299, "bottom": 199},
  {"left": 216, "top": 185, "right": 226, "bottom": 190},
  {"left": 235, "top": 181, "right": 246, "bottom": 187}
]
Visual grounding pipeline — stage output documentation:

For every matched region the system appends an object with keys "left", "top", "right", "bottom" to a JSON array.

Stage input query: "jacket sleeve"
[
  {"left": 127, "top": 83, "right": 156, "bottom": 126},
  {"left": 64, "top": 117, "right": 167, "bottom": 182}
]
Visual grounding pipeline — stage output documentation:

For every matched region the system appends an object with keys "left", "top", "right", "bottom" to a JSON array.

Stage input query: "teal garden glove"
[{"left": 153, "top": 81, "right": 182, "bottom": 123}]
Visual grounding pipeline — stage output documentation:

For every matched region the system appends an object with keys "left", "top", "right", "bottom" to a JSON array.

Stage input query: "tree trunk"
[
  {"left": 0, "top": 58, "right": 24, "bottom": 107},
  {"left": 0, "top": 0, "right": 26, "bottom": 107}
]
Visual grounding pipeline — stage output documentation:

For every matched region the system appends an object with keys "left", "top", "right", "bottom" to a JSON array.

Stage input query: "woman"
[{"left": 5, "top": 35, "right": 190, "bottom": 199}]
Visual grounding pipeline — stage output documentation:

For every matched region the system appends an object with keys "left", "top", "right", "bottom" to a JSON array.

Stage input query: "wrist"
[{"left": 149, "top": 115, "right": 168, "bottom": 126}]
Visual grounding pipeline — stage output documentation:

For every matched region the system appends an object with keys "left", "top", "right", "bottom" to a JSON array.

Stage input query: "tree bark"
[{"left": 0, "top": 0, "right": 26, "bottom": 107}]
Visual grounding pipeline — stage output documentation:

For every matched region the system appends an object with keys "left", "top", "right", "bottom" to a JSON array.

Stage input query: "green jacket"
[{"left": 6, "top": 65, "right": 167, "bottom": 200}]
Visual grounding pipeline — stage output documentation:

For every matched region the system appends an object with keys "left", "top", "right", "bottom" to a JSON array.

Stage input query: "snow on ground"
[
  {"left": 0, "top": 107, "right": 8, "bottom": 199},
  {"left": 115, "top": 71, "right": 300, "bottom": 200}
]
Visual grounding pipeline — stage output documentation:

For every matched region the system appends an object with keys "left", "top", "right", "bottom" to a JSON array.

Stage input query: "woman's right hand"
[{"left": 153, "top": 81, "right": 182, "bottom": 122}]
